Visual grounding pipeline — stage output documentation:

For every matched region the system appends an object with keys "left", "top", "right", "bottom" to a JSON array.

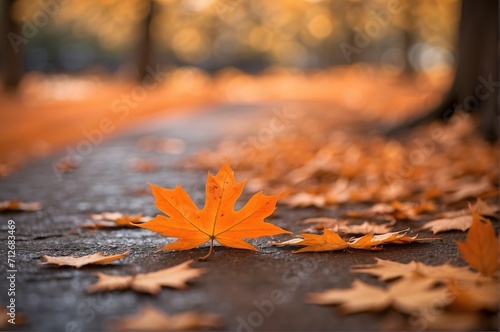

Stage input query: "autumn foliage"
[{"left": 136, "top": 161, "right": 291, "bottom": 259}]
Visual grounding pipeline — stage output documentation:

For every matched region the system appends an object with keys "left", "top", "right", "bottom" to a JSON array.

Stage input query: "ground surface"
[{"left": 0, "top": 103, "right": 491, "bottom": 331}]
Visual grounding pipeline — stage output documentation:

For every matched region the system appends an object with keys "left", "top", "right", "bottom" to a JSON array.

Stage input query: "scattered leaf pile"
[
  {"left": 306, "top": 209, "right": 499, "bottom": 330},
  {"left": 184, "top": 116, "right": 498, "bottom": 208},
  {"left": 9, "top": 109, "right": 498, "bottom": 331}
]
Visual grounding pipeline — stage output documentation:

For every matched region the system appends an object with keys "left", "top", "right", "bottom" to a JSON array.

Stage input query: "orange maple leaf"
[
  {"left": 136, "top": 161, "right": 291, "bottom": 259},
  {"left": 456, "top": 204, "right": 499, "bottom": 277}
]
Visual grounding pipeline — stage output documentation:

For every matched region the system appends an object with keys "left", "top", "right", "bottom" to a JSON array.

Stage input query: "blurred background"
[
  {"left": 0, "top": 0, "right": 459, "bottom": 168},
  {"left": 3, "top": 0, "right": 459, "bottom": 74}
]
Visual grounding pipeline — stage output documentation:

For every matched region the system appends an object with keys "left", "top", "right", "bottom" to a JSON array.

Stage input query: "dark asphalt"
[{"left": 0, "top": 104, "right": 491, "bottom": 331}]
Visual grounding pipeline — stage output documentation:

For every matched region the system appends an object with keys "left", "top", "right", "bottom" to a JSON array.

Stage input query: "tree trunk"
[
  {"left": 2, "top": 0, "right": 24, "bottom": 91},
  {"left": 387, "top": 0, "right": 499, "bottom": 142},
  {"left": 136, "top": 0, "right": 156, "bottom": 81}
]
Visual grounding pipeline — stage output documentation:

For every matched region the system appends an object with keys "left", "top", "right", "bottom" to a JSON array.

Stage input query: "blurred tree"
[
  {"left": 388, "top": 0, "right": 499, "bottom": 141},
  {"left": 2, "top": 0, "right": 24, "bottom": 91},
  {"left": 401, "top": 0, "right": 415, "bottom": 74},
  {"left": 136, "top": 0, "right": 157, "bottom": 80}
]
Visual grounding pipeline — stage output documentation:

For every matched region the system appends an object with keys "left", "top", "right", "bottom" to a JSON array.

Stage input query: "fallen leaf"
[
  {"left": 343, "top": 200, "right": 436, "bottom": 220},
  {"left": 53, "top": 157, "right": 79, "bottom": 174},
  {"left": 421, "top": 199, "right": 499, "bottom": 234},
  {"left": 283, "top": 192, "right": 326, "bottom": 208},
  {"left": 130, "top": 159, "right": 159, "bottom": 172},
  {"left": 0, "top": 200, "right": 42, "bottom": 212},
  {"left": 0, "top": 164, "right": 13, "bottom": 177},
  {"left": 436, "top": 198, "right": 499, "bottom": 219},
  {"left": 444, "top": 179, "right": 497, "bottom": 203},
  {"left": 420, "top": 215, "right": 473, "bottom": 234},
  {"left": 306, "top": 277, "right": 450, "bottom": 314},
  {"left": 389, "top": 234, "right": 442, "bottom": 244},
  {"left": 82, "top": 212, "right": 152, "bottom": 228},
  {"left": 351, "top": 258, "right": 483, "bottom": 283},
  {"left": 345, "top": 221, "right": 395, "bottom": 234},
  {"left": 300, "top": 218, "right": 394, "bottom": 235},
  {"left": 110, "top": 305, "right": 222, "bottom": 331},
  {"left": 136, "top": 161, "right": 291, "bottom": 259},
  {"left": 456, "top": 204, "right": 499, "bottom": 277},
  {"left": 271, "top": 229, "right": 439, "bottom": 253},
  {"left": 86, "top": 259, "right": 205, "bottom": 294},
  {"left": 39, "top": 251, "right": 128, "bottom": 268}
]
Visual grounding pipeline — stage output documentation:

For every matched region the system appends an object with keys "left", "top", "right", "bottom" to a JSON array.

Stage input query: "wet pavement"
[{"left": 0, "top": 103, "right": 485, "bottom": 331}]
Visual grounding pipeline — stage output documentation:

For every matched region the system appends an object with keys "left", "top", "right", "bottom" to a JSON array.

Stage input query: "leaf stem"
[{"left": 199, "top": 238, "right": 214, "bottom": 260}]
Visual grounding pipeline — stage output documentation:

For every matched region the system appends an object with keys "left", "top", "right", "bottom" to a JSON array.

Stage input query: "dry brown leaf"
[
  {"left": 421, "top": 198, "right": 498, "bottom": 234},
  {"left": 86, "top": 259, "right": 205, "bottom": 294},
  {"left": 343, "top": 200, "right": 436, "bottom": 220},
  {"left": 351, "top": 258, "right": 483, "bottom": 283},
  {"left": 283, "top": 192, "right": 326, "bottom": 208},
  {"left": 300, "top": 218, "right": 395, "bottom": 235},
  {"left": 0, "top": 200, "right": 42, "bottom": 212},
  {"left": 271, "top": 229, "right": 439, "bottom": 253},
  {"left": 420, "top": 215, "right": 473, "bottom": 234},
  {"left": 81, "top": 212, "right": 152, "bottom": 228},
  {"left": 345, "top": 221, "right": 395, "bottom": 234},
  {"left": 444, "top": 179, "right": 497, "bottom": 203},
  {"left": 110, "top": 305, "right": 222, "bottom": 331},
  {"left": 390, "top": 234, "right": 442, "bottom": 244},
  {"left": 437, "top": 198, "right": 499, "bottom": 219},
  {"left": 130, "top": 159, "right": 159, "bottom": 172},
  {"left": 456, "top": 205, "right": 499, "bottom": 277},
  {"left": 306, "top": 276, "right": 450, "bottom": 315},
  {"left": 39, "top": 251, "right": 128, "bottom": 268}
]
